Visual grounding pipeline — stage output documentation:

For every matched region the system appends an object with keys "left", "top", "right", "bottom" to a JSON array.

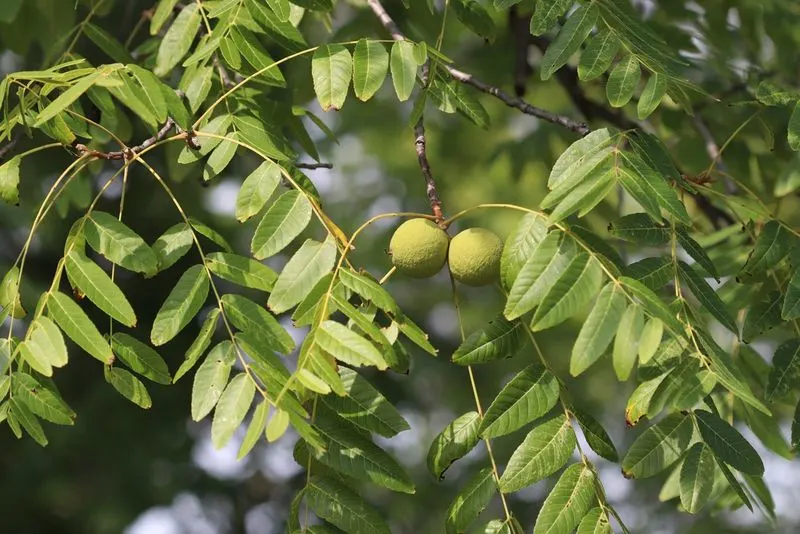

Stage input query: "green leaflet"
[
  {"left": 306, "top": 476, "right": 390, "bottom": 534},
  {"left": 578, "top": 29, "right": 620, "bottom": 81},
  {"left": 206, "top": 252, "right": 277, "bottom": 292},
  {"left": 531, "top": 253, "right": 604, "bottom": 331},
  {"left": 150, "top": 265, "right": 209, "bottom": 346},
  {"left": 390, "top": 41, "right": 417, "bottom": 102},
  {"left": 504, "top": 232, "right": 575, "bottom": 320},
  {"left": 311, "top": 407, "right": 415, "bottom": 493},
  {"left": 613, "top": 304, "right": 644, "bottom": 380},
  {"left": 452, "top": 0, "right": 495, "bottom": 41},
  {"left": 191, "top": 341, "right": 236, "bottom": 421},
  {"left": 570, "top": 283, "right": 627, "bottom": 376},
  {"left": 637, "top": 317, "right": 664, "bottom": 364},
  {"left": 499, "top": 213, "right": 551, "bottom": 291},
  {"left": 499, "top": 415, "right": 576, "bottom": 493},
  {"left": 320, "top": 367, "right": 409, "bottom": 437},
  {"left": 10, "top": 398, "right": 48, "bottom": 446},
  {"left": 235, "top": 161, "right": 281, "bottom": 223},
  {"left": 638, "top": 73, "right": 667, "bottom": 119},
  {"left": 238, "top": 399, "right": 269, "bottom": 460},
  {"left": 174, "top": 308, "right": 220, "bottom": 382},
  {"left": 222, "top": 294, "right": 295, "bottom": 353},
  {"left": 679, "top": 442, "right": 715, "bottom": 514},
  {"left": 268, "top": 238, "right": 337, "bottom": 314},
  {"left": 533, "top": 463, "right": 596, "bottom": 534},
  {"left": 540, "top": 4, "right": 599, "bottom": 80},
  {"left": 452, "top": 315, "right": 525, "bottom": 365},
  {"left": 154, "top": 4, "right": 201, "bottom": 77},
  {"left": 445, "top": 467, "right": 496, "bottom": 534},
  {"left": 65, "top": 251, "right": 136, "bottom": 327},
  {"left": 609, "top": 213, "right": 670, "bottom": 245},
  {"left": 352, "top": 39, "right": 389, "bottom": 102},
  {"left": 105, "top": 366, "right": 152, "bottom": 409},
  {"left": 606, "top": 55, "right": 640, "bottom": 108},
  {"left": 742, "top": 291, "right": 783, "bottom": 342},
  {"left": 766, "top": 339, "right": 800, "bottom": 400},
  {"left": 152, "top": 223, "right": 193, "bottom": 272},
  {"left": 211, "top": 373, "right": 255, "bottom": 449},
  {"left": 573, "top": 408, "right": 619, "bottom": 461},
  {"left": 622, "top": 413, "right": 693, "bottom": 478},
  {"left": 427, "top": 411, "right": 481, "bottom": 479},
  {"left": 694, "top": 410, "right": 764, "bottom": 476},
  {"left": 266, "top": 408, "right": 290, "bottom": 442},
  {"left": 338, "top": 269, "right": 399, "bottom": 316},
  {"left": 677, "top": 261, "right": 738, "bottom": 335},
  {"left": 576, "top": 507, "right": 612, "bottom": 534},
  {"left": 11, "top": 373, "right": 75, "bottom": 425},
  {"left": 18, "top": 316, "right": 68, "bottom": 377},
  {"left": 479, "top": 364, "right": 559, "bottom": 438},
  {"left": 111, "top": 333, "right": 171, "bottom": 385},
  {"left": 0, "top": 155, "right": 21, "bottom": 205},
  {"left": 84, "top": 212, "right": 158, "bottom": 276},
  {"left": 531, "top": 0, "right": 572, "bottom": 36},
  {"left": 315, "top": 320, "right": 388, "bottom": 370},
  {"left": 312, "top": 44, "right": 352, "bottom": 111},
  {"left": 47, "top": 291, "right": 114, "bottom": 364},
  {"left": 251, "top": 189, "right": 313, "bottom": 260}
]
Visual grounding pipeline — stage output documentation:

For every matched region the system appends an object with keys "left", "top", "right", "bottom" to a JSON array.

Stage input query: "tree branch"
[
  {"left": 689, "top": 114, "right": 738, "bottom": 194},
  {"left": 365, "top": 0, "right": 589, "bottom": 135},
  {"left": 73, "top": 117, "right": 186, "bottom": 160},
  {"left": 295, "top": 162, "right": 333, "bottom": 170}
]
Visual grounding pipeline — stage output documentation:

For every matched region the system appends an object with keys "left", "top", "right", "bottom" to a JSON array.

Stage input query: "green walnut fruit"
[
  {"left": 389, "top": 218, "right": 449, "bottom": 278},
  {"left": 448, "top": 228, "right": 503, "bottom": 286}
]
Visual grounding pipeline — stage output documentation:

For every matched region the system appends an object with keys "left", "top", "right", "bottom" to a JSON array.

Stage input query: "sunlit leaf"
[
  {"left": 154, "top": 4, "right": 201, "bottom": 77},
  {"left": 622, "top": 413, "right": 692, "bottom": 478},
  {"left": 268, "top": 238, "right": 337, "bottom": 314},
  {"left": 533, "top": 463, "right": 596, "bottom": 534},
  {"left": 352, "top": 39, "right": 389, "bottom": 102},
  {"left": 211, "top": 373, "right": 255, "bottom": 449},
  {"left": 540, "top": 4, "right": 598, "bottom": 80},
  {"left": 312, "top": 44, "right": 352, "bottom": 111},
  {"left": 47, "top": 291, "right": 113, "bottom": 364},
  {"left": 479, "top": 364, "right": 559, "bottom": 438},
  {"left": 65, "top": 251, "right": 136, "bottom": 327},
  {"left": 445, "top": 467, "right": 496, "bottom": 534},
  {"left": 452, "top": 315, "right": 525, "bottom": 365},
  {"left": 111, "top": 333, "right": 170, "bottom": 385},
  {"left": 251, "top": 190, "right": 313, "bottom": 260},
  {"left": 499, "top": 415, "right": 575, "bottom": 493},
  {"left": 570, "top": 283, "right": 627, "bottom": 376},
  {"left": 151, "top": 265, "right": 209, "bottom": 346},
  {"left": 191, "top": 341, "right": 236, "bottom": 421}
]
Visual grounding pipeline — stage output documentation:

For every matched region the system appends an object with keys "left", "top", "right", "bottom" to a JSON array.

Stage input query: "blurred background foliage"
[{"left": 2, "top": 0, "right": 800, "bottom": 533}]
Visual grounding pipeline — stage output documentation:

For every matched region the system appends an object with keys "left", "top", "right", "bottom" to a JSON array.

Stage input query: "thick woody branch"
[{"left": 365, "top": 0, "right": 589, "bottom": 135}]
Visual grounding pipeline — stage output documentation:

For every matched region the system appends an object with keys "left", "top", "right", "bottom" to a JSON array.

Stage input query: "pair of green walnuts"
[{"left": 389, "top": 218, "right": 502, "bottom": 286}]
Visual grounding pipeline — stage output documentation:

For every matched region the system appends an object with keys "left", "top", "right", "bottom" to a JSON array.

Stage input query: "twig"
[
  {"left": 413, "top": 62, "right": 444, "bottom": 221},
  {"left": 365, "top": 0, "right": 589, "bottom": 135},
  {"left": 0, "top": 133, "right": 21, "bottom": 162},
  {"left": 295, "top": 162, "right": 333, "bottom": 170},
  {"left": 689, "top": 114, "right": 738, "bottom": 194},
  {"left": 213, "top": 55, "right": 237, "bottom": 89},
  {"left": 74, "top": 117, "right": 184, "bottom": 160}
]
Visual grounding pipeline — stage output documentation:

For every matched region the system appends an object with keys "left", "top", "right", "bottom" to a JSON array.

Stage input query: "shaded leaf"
[
  {"left": 427, "top": 411, "right": 481, "bottom": 479},
  {"left": 541, "top": 4, "right": 599, "bottom": 80},
  {"left": 251, "top": 190, "right": 313, "bottom": 260},
  {"left": 191, "top": 341, "right": 236, "bottom": 421},
  {"left": 445, "top": 468, "right": 496, "bottom": 534},
  {"left": 694, "top": 410, "right": 763, "bottom": 475},
  {"left": 533, "top": 463, "right": 596, "bottom": 534},
  {"left": 679, "top": 442, "right": 715, "bottom": 514},
  {"left": 570, "top": 283, "right": 627, "bottom": 376},
  {"left": 104, "top": 366, "right": 152, "bottom": 409}
]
